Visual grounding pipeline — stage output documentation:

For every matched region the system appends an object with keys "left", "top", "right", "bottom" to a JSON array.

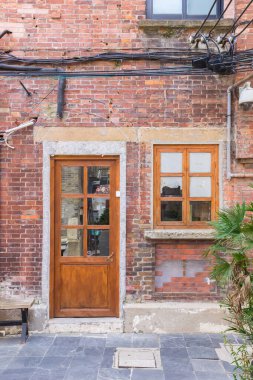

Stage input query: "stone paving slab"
[{"left": 0, "top": 333, "right": 239, "bottom": 380}]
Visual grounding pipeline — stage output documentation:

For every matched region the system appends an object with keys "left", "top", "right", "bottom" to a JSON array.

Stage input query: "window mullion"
[{"left": 182, "top": 0, "right": 187, "bottom": 19}]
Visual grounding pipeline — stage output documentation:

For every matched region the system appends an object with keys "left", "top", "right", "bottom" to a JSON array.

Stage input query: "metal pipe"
[
  {"left": 57, "top": 77, "right": 66, "bottom": 119},
  {"left": 4, "top": 119, "right": 37, "bottom": 134},
  {"left": 227, "top": 72, "right": 253, "bottom": 180},
  {"left": 0, "top": 119, "right": 37, "bottom": 149}
]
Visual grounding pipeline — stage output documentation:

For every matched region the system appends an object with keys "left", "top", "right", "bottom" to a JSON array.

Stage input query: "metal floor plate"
[{"left": 114, "top": 348, "right": 162, "bottom": 369}]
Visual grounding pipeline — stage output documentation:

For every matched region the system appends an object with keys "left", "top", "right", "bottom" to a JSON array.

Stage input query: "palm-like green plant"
[{"left": 207, "top": 202, "right": 253, "bottom": 379}]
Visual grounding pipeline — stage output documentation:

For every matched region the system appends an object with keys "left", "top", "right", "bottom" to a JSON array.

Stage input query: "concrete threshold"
[{"left": 45, "top": 318, "right": 123, "bottom": 334}]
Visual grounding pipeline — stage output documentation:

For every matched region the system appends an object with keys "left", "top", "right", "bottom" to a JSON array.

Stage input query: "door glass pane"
[
  {"left": 190, "top": 201, "right": 211, "bottom": 221},
  {"left": 190, "top": 177, "right": 211, "bottom": 197},
  {"left": 88, "top": 199, "right": 109, "bottom": 225},
  {"left": 161, "top": 201, "right": 182, "bottom": 222},
  {"left": 61, "top": 199, "right": 83, "bottom": 225},
  {"left": 161, "top": 153, "right": 182, "bottom": 173},
  {"left": 153, "top": 0, "right": 182, "bottom": 14},
  {"left": 187, "top": 0, "right": 216, "bottom": 15},
  {"left": 161, "top": 177, "right": 182, "bottom": 197},
  {"left": 190, "top": 153, "right": 211, "bottom": 173},
  {"left": 61, "top": 229, "right": 83, "bottom": 256},
  {"left": 88, "top": 167, "right": 110, "bottom": 194},
  {"left": 62, "top": 166, "right": 83, "bottom": 193},
  {"left": 87, "top": 230, "right": 109, "bottom": 256}
]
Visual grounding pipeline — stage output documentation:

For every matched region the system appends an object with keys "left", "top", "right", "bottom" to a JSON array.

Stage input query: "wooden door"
[{"left": 50, "top": 156, "right": 120, "bottom": 318}]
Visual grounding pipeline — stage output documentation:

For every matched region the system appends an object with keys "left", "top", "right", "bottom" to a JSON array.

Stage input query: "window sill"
[
  {"left": 138, "top": 19, "right": 234, "bottom": 33},
  {"left": 144, "top": 229, "right": 215, "bottom": 240}
]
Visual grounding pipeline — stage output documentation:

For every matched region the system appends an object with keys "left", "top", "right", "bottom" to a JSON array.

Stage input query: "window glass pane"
[
  {"left": 87, "top": 230, "right": 109, "bottom": 257},
  {"left": 190, "top": 177, "right": 211, "bottom": 197},
  {"left": 190, "top": 153, "right": 211, "bottom": 173},
  {"left": 88, "top": 199, "right": 109, "bottom": 225},
  {"left": 161, "top": 177, "right": 182, "bottom": 197},
  {"left": 88, "top": 167, "right": 110, "bottom": 194},
  {"left": 62, "top": 167, "right": 83, "bottom": 193},
  {"left": 190, "top": 201, "right": 211, "bottom": 221},
  {"left": 161, "top": 201, "right": 182, "bottom": 222},
  {"left": 187, "top": 0, "right": 216, "bottom": 15},
  {"left": 161, "top": 153, "right": 182, "bottom": 173},
  {"left": 153, "top": 0, "right": 182, "bottom": 14},
  {"left": 61, "top": 229, "right": 83, "bottom": 256},
  {"left": 61, "top": 199, "right": 83, "bottom": 225}
]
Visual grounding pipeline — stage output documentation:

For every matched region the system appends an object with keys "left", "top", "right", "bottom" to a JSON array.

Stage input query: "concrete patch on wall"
[
  {"left": 34, "top": 127, "right": 226, "bottom": 143},
  {"left": 124, "top": 302, "right": 228, "bottom": 334},
  {"left": 40, "top": 141, "right": 126, "bottom": 331}
]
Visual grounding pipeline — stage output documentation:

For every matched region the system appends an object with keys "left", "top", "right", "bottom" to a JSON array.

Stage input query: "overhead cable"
[
  {"left": 193, "top": 0, "right": 218, "bottom": 39},
  {"left": 208, "top": 0, "right": 234, "bottom": 36},
  {"left": 234, "top": 18, "right": 253, "bottom": 39},
  {"left": 222, "top": 0, "right": 253, "bottom": 40},
  {"left": 0, "top": 50, "right": 206, "bottom": 66}
]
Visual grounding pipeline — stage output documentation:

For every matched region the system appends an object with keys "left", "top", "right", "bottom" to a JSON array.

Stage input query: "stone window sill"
[
  {"left": 138, "top": 19, "right": 234, "bottom": 33},
  {"left": 144, "top": 229, "right": 215, "bottom": 240}
]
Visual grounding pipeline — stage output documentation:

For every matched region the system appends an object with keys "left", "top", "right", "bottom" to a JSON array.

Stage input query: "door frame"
[
  {"left": 41, "top": 142, "right": 126, "bottom": 321},
  {"left": 50, "top": 155, "right": 120, "bottom": 318}
]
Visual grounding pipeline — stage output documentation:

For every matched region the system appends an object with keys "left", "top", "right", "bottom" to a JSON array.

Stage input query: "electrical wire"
[
  {"left": 0, "top": 41, "right": 253, "bottom": 78},
  {"left": 193, "top": 0, "right": 218, "bottom": 38},
  {"left": 0, "top": 50, "right": 207, "bottom": 66},
  {"left": 27, "top": 84, "right": 58, "bottom": 119},
  {"left": 208, "top": 0, "right": 234, "bottom": 36},
  {"left": 222, "top": 0, "right": 253, "bottom": 40},
  {"left": 0, "top": 66, "right": 211, "bottom": 78},
  {"left": 234, "top": 18, "right": 253, "bottom": 39}
]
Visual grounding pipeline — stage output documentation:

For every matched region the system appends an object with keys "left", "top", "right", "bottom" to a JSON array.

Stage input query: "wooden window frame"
[
  {"left": 147, "top": 0, "right": 223, "bottom": 20},
  {"left": 154, "top": 145, "right": 219, "bottom": 229}
]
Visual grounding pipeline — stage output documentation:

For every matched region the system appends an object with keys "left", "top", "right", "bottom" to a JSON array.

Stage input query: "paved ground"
[{"left": 0, "top": 333, "right": 240, "bottom": 380}]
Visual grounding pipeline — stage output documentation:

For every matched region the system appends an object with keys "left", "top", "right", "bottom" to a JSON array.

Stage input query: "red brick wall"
[
  {"left": 0, "top": 130, "right": 43, "bottom": 296},
  {"left": 0, "top": 0, "right": 253, "bottom": 302}
]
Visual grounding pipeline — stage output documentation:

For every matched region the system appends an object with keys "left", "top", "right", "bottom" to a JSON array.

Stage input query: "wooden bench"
[{"left": 0, "top": 298, "right": 34, "bottom": 343}]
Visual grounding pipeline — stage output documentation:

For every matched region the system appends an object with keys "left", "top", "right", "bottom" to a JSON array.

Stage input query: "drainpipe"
[{"left": 227, "top": 73, "right": 253, "bottom": 180}]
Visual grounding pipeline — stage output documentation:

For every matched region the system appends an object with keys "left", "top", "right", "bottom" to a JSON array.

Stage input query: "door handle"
[{"left": 106, "top": 252, "right": 115, "bottom": 263}]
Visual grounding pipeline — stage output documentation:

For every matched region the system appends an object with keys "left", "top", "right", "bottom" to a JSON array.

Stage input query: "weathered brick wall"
[
  {"left": 0, "top": 129, "right": 43, "bottom": 296},
  {"left": 232, "top": 0, "right": 253, "bottom": 160},
  {"left": 0, "top": 0, "right": 253, "bottom": 302}
]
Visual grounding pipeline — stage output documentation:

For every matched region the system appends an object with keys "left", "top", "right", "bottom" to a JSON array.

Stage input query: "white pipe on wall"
[{"left": 226, "top": 73, "right": 253, "bottom": 180}]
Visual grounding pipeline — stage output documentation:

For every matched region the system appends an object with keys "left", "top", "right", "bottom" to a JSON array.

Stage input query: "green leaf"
[
  {"left": 211, "top": 203, "right": 246, "bottom": 240},
  {"left": 210, "top": 255, "right": 232, "bottom": 284}
]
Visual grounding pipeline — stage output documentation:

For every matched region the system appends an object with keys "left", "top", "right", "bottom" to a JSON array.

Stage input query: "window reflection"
[
  {"left": 190, "top": 153, "right": 211, "bottom": 173},
  {"left": 161, "top": 201, "right": 182, "bottom": 222},
  {"left": 62, "top": 167, "right": 83, "bottom": 193},
  {"left": 187, "top": 0, "right": 216, "bottom": 15},
  {"left": 61, "top": 199, "right": 83, "bottom": 225},
  {"left": 190, "top": 201, "right": 211, "bottom": 221},
  {"left": 190, "top": 177, "right": 211, "bottom": 197},
  {"left": 88, "top": 199, "right": 109, "bottom": 225},
  {"left": 61, "top": 229, "right": 83, "bottom": 257},
  {"left": 88, "top": 167, "right": 110, "bottom": 194},
  {"left": 161, "top": 177, "right": 182, "bottom": 197},
  {"left": 87, "top": 230, "right": 109, "bottom": 257},
  {"left": 161, "top": 153, "right": 182, "bottom": 173}
]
